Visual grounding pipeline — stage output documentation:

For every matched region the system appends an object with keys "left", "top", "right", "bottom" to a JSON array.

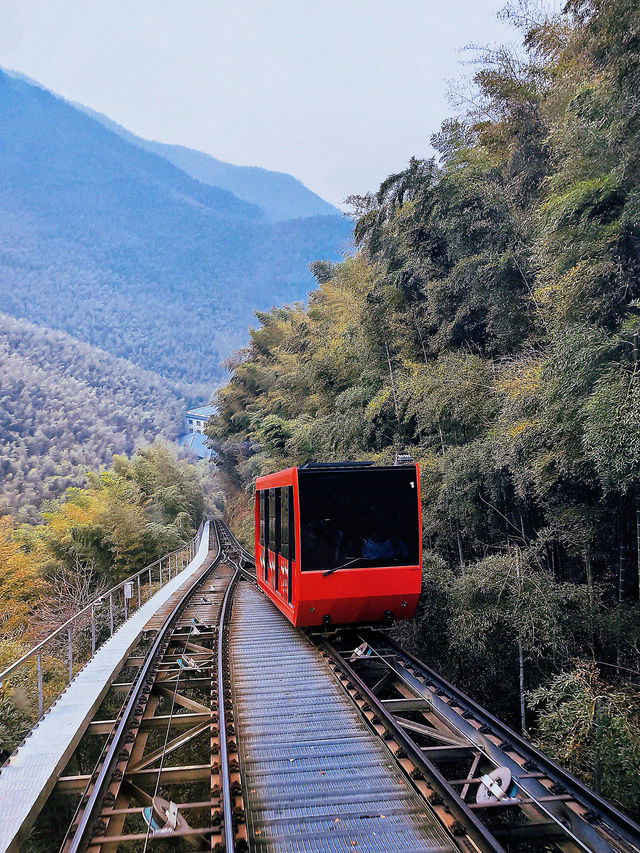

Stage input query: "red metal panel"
[
  {"left": 255, "top": 464, "right": 421, "bottom": 628},
  {"left": 255, "top": 468, "right": 299, "bottom": 623}
]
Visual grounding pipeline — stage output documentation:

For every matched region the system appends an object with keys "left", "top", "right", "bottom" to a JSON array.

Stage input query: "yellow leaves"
[
  {"left": 507, "top": 419, "right": 537, "bottom": 439},
  {"left": 532, "top": 259, "right": 591, "bottom": 322},
  {"left": 0, "top": 516, "right": 44, "bottom": 634},
  {"left": 364, "top": 388, "right": 391, "bottom": 421},
  {"left": 497, "top": 360, "right": 542, "bottom": 400}
]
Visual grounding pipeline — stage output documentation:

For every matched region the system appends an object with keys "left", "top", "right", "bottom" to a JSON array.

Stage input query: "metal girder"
[
  {"left": 87, "top": 712, "right": 209, "bottom": 735},
  {"left": 126, "top": 722, "right": 210, "bottom": 773},
  {"left": 154, "top": 685, "right": 209, "bottom": 714}
]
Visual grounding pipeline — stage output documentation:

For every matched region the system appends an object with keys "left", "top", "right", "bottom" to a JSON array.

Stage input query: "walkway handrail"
[{"left": 0, "top": 519, "right": 207, "bottom": 690}]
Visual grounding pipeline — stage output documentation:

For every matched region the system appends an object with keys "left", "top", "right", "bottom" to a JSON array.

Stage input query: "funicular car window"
[
  {"left": 288, "top": 486, "right": 295, "bottom": 561},
  {"left": 259, "top": 490, "right": 267, "bottom": 547},
  {"left": 269, "top": 488, "right": 281, "bottom": 589},
  {"left": 298, "top": 468, "right": 419, "bottom": 572},
  {"left": 280, "top": 487, "right": 289, "bottom": 559},
  {"left": 261, "top": 490, "right": 269, "bottom": 580}
]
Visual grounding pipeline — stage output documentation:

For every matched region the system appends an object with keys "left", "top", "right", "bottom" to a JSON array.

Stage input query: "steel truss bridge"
[{"left": 0, "top": 520, "right": 638, "bottom": 853}]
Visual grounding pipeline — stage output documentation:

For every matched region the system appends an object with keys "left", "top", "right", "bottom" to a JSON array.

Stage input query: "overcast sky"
[{"left": 1, "top": 0, "right": 518, "bottom": 206}]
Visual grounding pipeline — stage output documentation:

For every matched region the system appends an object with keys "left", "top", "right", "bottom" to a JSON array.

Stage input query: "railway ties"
[
  {"left": 230, "top": 584, "right": 458, "bottom": 853},
  {"left": 10, "top": 520, "right": 244, "bottom": 853},
  {"left": 6, "top": 520, "right": 640, "bottom": 853},
  {"left": 63, "top": 569, "right": 233, "bottom": 852},
  {"left": 320, "top": 633, "right": 640, "bottom": 853}
]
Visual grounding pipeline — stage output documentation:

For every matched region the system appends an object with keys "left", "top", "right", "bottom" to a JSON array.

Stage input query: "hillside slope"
[
  {"left": 0, "top": 312, "right": 191, "bottom": 522},
  {"left": 80, "top": 105, "right": 340, "bottom": 222},
  {"left": 0, "top": 70, "right": 351, "bottom": 385}
]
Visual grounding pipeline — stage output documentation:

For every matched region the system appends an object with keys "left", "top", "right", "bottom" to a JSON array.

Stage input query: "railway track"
[
  {"left": 14, "top": 522, "right": 640, "bottom": 853},
  {"left": 315, "top": 633, "right": 640, "bottom": 853},
  {"left": 232, "top": 534, "right": 640, "bottom": 853},
  {"left": 51, "top": 520, "right": 247, "bottom": 853}
]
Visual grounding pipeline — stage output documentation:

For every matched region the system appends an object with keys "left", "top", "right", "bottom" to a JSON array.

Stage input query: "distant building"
[{"left": 178, "top": 405, "right": 217, "bottom": 460}]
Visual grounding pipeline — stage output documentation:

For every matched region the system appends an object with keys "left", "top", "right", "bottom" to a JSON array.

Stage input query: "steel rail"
[
  {"left": 64, "top": 520, "right": 224, "bottom": 853},
  {"left": 317, "top": 637, "right": 507, "bottom": 853},
  {"left": 217, "top": 558, "right": 240, "bottom": 852},
  {"left": 380, "top": 634, "right": 640, "bottom": 852},
  {"left": 220, "top": 523, "right": 639, "bottom": 852}
]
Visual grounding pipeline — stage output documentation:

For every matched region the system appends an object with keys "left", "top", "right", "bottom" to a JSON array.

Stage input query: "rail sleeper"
[{"left": 229, "top": 582, "right": 456, "bottom": 853}]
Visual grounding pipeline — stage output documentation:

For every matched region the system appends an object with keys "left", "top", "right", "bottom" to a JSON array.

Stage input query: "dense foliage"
[
  {"left": 208, "top": 0, "right": 640, "bottom": 814},
  {"left": 0, "top": 312, "right": 195, "bottom": 522},
  {"left": 0, "top": 443, "right": 207, "bottom": 754},
  {"left": 0, "top": 69, "right": 349, "bottom": 385}
]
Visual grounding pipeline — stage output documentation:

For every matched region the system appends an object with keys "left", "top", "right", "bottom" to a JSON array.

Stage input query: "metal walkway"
[
  {"left": 0, "top": 521, "right": 212, "bottom": 853},
  {"left": 229, "top": 583, "right": 455, "bottom": 853}
]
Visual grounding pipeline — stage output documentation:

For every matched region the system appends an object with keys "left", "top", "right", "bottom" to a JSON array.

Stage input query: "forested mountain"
[
  {"left": 209, "top": 0, "right": 640, "bottom": 814},
  {"left": 0, "top": 312, "right": 192, "bottom": 522},
  {"left": 0, "top": 69, "right": 350, "bottom": 385},
  {"left": 79, "top": 105, "right": 340, "bottom": 222}
]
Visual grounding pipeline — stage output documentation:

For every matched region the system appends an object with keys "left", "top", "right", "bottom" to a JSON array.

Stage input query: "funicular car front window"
[{"left": 298, "top": 469, "right": 419, "bottom": 572}]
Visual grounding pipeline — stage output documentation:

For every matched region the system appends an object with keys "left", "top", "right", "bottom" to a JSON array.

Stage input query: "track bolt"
[
  {"left": 410, "top": 768, "right": 424, "bottom": 780},
  {"left": 451, "top": 820, "right": 466, "bottom": 836},
  {"left": 428, "top": 792, "right": 443, "bottom": 806},
  {"left": 231, "top": 780, "right": 242, "bottom": 795}
]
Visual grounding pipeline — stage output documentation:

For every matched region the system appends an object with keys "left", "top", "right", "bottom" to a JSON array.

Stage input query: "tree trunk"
[
  {"left": 518, "top": 636, "right": 526, "bottom": 734},
  {"left": 619, "top": 494, "right": 631, "bottom": 604},
  {"left": 636, "top": 490, "right": 640, "bottom": 601},
  {"left": 383, "top": 334, "right": 399, "bottom": 422},
  {"left": 515, "top": 550, "right": 526, "bottom": 733},
  {"left": 585, "top": 545, "right": 594, "bottom": 608},
  {"left": 456, "top": 521, "right": 464, "bottom": 568},
  {"left": 584, "top": 545, "right": 596, "bottom": 658}
]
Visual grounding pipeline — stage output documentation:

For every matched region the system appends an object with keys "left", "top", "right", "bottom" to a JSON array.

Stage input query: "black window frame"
[
  {"left": 280, "top": 486, "right": 290, "bottom": 560},
  {"left": 261, "top": 490, "right": 269, "bottom": 580},
  {"left": 269, "top": 488, "right": 281, "bottom": 590},
  {"left": 297, "top": 468, "right": 419, "bottom": 573}
]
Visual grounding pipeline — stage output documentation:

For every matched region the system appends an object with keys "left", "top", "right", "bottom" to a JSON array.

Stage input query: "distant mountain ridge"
[
  {"left": 80, "top": 104, "right": 341, "bottom": 222},
  {"left": 0, "top": 68, "right": 351, "bottom": 385}
]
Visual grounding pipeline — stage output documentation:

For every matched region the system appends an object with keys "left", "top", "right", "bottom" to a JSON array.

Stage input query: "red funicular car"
[{"left": 254, "top": 462, "right": 422, "bottom": 627}]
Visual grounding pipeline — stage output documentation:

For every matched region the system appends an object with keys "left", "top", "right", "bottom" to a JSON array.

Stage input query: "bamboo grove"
[{"left": 207, "top": 0, "right": 640, "bottom": 815}]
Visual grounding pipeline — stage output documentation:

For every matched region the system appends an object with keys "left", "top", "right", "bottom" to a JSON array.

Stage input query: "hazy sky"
[{"left": 1, "top": 1, "right": 518, "bottom": 206}]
